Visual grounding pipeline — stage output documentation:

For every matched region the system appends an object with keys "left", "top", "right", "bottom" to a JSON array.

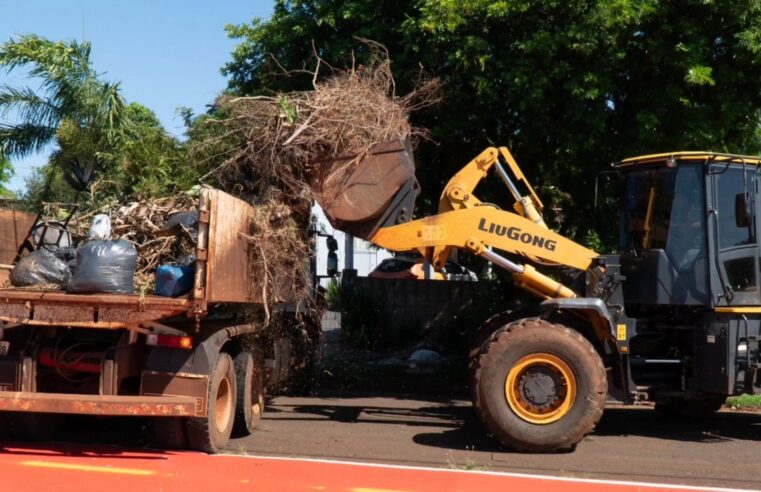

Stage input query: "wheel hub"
[
  {"left": 215, "top": 376, "right": 232, "bottom": 432},
  {"left": 505, "top": 353, "right": 576, "bottom": 425},
  {"left": 518, "top": 366, "right": 562, "bottom": 408}
]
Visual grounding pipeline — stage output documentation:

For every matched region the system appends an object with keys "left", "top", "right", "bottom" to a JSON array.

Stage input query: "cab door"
[{"left": 708, "top": 164, "right": 761, "bottom": 306}]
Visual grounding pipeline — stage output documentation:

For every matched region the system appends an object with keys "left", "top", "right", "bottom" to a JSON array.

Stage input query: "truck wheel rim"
[
  {"left": 252, "top": 392, "right": 263, "bottom": 417},
  {"left": 215, "top": 377, "right": 232, "bottom": 432},
  {"left": 252, "top": 371, "right": 263, "bottom": 418},
  {"left": 505, "top": 353, "right": 576, "bottom": 425}
]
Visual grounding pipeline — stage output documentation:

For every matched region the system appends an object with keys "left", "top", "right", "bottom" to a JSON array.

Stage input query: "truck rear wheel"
[
  {"left": 232, "top": 351, "right": 265, "bottom": 437},
  {"left": 472, "top": 319, "right": 607, "bottom": 452},
  {"left": 186, "top": 352, "right": 236, "bottom": 453}
]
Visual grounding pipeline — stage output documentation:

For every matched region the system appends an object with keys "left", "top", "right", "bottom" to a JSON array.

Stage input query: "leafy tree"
[
  {"left": 223, "top": 1, "right": 415, "bottom": 95},
  {"left": 21, "top": 164, "right": 74, "bottom": 210},
  {"left": 23, "top": 103, "right": 188, "bottom": 208},
  {"left": 0, "top": 34, "right": 125, "bottom": 158},
  {"left": 0, "top": 153, "right": 13, "bottom": 197},
  {"left": 0, "top": 36, "right": 190, "bottom": 208},
  {"left": 222, "top": 0, "right": 761, "bottom": 246},
  {"left": 0, "top": 34, "right": 129, "bottom": 208},
  {"left": 92, "top": 103, "right": 186, "bottom": 200}
]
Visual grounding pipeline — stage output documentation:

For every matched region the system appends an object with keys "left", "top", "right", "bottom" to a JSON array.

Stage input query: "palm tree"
[
  {"left": 0, "top": 153, "right": 12, "bottom": 197},
  {"left": 0, "top": 34, "right": 126, "bottom": 193}
]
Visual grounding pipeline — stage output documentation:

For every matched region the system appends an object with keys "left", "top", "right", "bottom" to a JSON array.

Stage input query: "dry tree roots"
[
  {"left": 242, "top": 198, "right": 312, "bottom": 324},
  {"left": 195, "top": 44, "right": 439, "bottom": 325},
  {"left": 206, "top": 45, "right": 439, "bottom": 202}
]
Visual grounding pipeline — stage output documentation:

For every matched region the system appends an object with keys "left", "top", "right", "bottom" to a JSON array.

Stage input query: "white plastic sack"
[{"left": 88, "top": 214, "right": 112, "bottom": 241}]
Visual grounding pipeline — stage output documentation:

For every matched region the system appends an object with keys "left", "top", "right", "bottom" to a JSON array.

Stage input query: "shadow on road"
[
  {"left": 595, "top": 407, "right": 761, "bottom": 442},
  {"left": 411, "top": 406, "right": 761, "bottom": 453},
  {"left": 290, "top": 403, "right": 466, "bottom": 428},
  {"left": 0, "top": 414, "right": 159, "bottom": 453},
  {"left": 2, "top": 397, "right": 761, "bottom": 458},
  {"left": 264, "top": 392, "right": 761, "bottom": 453},
  {"left": 0, "top": 439, "right": 174, "bottom": 460}
]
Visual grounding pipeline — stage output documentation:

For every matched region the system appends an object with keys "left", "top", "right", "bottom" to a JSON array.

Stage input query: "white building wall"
[{"left": 312, "top": 204, "right": 393, "bottom": 284}]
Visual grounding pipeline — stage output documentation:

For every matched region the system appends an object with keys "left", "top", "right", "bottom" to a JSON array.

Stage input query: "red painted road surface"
[{"left": 0, "top": 443, "right": 745, "bottom": 492}]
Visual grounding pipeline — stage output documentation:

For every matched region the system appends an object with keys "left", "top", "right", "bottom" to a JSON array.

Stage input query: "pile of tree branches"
[
  {"left": 65, "top": 194, "right": 198, "bottom": 293},
  {"left": 198, "top": 46, "right": 439, "bottom": 322},
  {"left": 209, "top": 48, "right": 437, "bottom": 200}
]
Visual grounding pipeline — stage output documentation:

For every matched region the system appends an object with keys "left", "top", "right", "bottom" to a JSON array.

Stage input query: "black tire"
[
  {"left": 232, "top": 351, "right": 265, "bottom": 437},
  {"left": 153, "top": 418, "right": 187, "bottom": 450},
  {"left": 472, "top": 319, "right": 607, "bottom": 452},
  {"left": 655, "top": 396, "right": 725, "bottom": 419},
  {"left": 186, "top": 352, "right": 236, "bottom": 453},
  {"left": 468, "top": 313, "right": 513, "bottom": 367},
  {"left": 467, "top": 311, "right": 533, "bottom": 385}
]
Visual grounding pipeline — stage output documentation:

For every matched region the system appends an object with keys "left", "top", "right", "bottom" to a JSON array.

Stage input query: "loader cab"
[{"left": 617, "top": 152, "right": 761, "bottom": 312}]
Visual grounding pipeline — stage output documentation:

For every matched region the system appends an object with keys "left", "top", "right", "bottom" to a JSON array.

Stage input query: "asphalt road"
[
  {"left": 0, "top": 442, "right": 731, "bottom": 492},
  {"left": 0, "top": 393, "right": 759, "bottom": 490},
  {"left": 230, "top": 393, "right": 761, "bottom": 491}
]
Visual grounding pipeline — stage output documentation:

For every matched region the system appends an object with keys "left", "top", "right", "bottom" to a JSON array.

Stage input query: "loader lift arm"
[
  {"left": 354, "top": 145, "right": 623, "bottom": 453},
  {"left": 368, "top": 147, "right": 599, "bottom": 300}
]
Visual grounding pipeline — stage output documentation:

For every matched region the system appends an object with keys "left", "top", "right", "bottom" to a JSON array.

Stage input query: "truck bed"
[
  {"left": 0, "top": 187, "right": 259, "bottom": 331},
  {"left": 0, "top": 289, "right": 192, "bottom": 328}
]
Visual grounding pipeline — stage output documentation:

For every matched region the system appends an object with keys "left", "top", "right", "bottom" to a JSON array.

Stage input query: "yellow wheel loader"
[{"left": 318, "top": 142, "right": 761, "bottom": 451}]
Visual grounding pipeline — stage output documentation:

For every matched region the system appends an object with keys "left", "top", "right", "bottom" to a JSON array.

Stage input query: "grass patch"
[
  {"left": 446, "top": 458, "right": 487, "bottom": 472},
  {"left": 726, "top": 394, "right": 761, "bottom": 409}
]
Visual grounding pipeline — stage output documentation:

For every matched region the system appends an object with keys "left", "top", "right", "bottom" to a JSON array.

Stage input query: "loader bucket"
[{"left": 311, "top": 139, "right": 419, "bottom": 240}]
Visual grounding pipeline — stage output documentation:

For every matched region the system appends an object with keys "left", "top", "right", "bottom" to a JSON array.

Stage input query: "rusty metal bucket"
[{"left": 311, "top": 139, "right": 419, "bottom": 240}]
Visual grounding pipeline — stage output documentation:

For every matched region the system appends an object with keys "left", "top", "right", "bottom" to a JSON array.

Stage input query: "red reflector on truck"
[
  {"left": 38, "top": 347, "right": 102, "bottom": 373},
  {"left": 146, "top": 334, "right": 193, "bottom": 350}
]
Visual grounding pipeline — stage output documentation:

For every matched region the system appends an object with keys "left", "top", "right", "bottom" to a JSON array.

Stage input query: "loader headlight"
[{"left": 738, "top": 341, "right": 748, "bottom": 357}]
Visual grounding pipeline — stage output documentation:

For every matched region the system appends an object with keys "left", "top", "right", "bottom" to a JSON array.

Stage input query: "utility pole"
[{"left": 344, "top": 233, "right": 354, "bottom": 270}]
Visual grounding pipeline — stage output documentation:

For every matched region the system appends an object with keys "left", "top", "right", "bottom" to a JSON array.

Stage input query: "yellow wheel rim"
[{"left": 505, "top": 353, "right": 576, "bottom": 425}]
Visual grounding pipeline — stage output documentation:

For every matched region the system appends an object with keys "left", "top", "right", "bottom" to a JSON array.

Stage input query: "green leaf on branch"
[{"left": 685, "top": 65, "right": 716, "bottom": 86}]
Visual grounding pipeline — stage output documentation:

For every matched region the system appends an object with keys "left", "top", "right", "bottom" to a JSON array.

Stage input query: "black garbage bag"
[
  {"left": 68, "top": 239, "right": 138, "bottom": 294},
  {"left": 54, "top": 246, "right": 78, "bottom": 278},
  {"left": 10, "top": 249, "right": 71, "bottom": 288},
  {"left": 54, "top": 246, "right": 77, "bottom": 263},
  {"left": 163, "top": 211, "right": 198, "bottom": 240}
]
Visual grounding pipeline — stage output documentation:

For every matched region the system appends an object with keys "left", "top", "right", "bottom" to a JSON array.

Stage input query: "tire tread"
[
  {"left": 471, "top": 319, "right": 607, "bottom": 452},
  {"left": 186, "top": 352, "right": 236, "bottom": 453}
]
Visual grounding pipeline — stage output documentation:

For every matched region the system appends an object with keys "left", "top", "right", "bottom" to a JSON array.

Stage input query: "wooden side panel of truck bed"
[
  {"left": 0, "top": 208, "right": 36, "bottom": 284},
  {"left": 202, "top": 187, "right": 257, "bottom": 304}
]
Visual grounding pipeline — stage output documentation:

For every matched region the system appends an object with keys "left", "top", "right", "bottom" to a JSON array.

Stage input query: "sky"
[{"left": 0, "top": 0, "right": 273, "bottom": 193}]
